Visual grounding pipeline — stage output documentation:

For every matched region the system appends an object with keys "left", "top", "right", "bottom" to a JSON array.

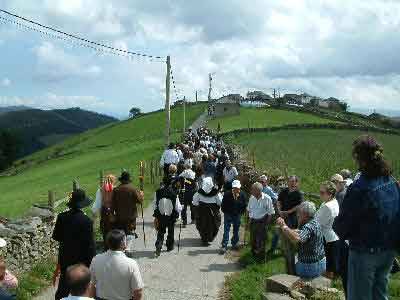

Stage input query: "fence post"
[
  {"left": 48, "top": 190, "right": 55, "bottom": 212},
  {"left": 99, "top": 170, "right": 104, "bottom": 187},
  {"left": 150, "top": 161, "right": 154, "bottom": 184}
]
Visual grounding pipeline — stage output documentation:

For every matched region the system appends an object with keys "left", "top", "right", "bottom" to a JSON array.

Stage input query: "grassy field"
[
  {"left": 208, "top": 107, "right": 338, "bottom": 133},
  {"left": 225, "top": 128, "right": 400, "bottom": 299},
  {"left": 227, "top": 129, "right": 400, "bottom": 194},
  {"left": 0, "top": 104, "right": 205, "bottom": 217}
]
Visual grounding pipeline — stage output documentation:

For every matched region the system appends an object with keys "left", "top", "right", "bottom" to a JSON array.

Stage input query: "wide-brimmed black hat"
[
  {"left": 67, "top": 189, "right": 92, "bottom": 209},
  {"left": 118, "top": 171, "right": 132, "bottom": 183}
]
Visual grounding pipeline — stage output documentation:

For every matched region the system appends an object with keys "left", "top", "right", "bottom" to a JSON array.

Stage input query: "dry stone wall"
[{"left": 0, "top": 207, "right": 56, "bottom": 274}]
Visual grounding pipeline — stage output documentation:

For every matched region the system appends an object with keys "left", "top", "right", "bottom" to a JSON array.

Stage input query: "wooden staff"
[{"left": 139, "top": 161, "right": 146, "bottom": 247}]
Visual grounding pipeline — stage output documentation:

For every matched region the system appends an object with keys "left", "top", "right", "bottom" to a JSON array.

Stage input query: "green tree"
[
  {"left": 0, "top": 130, "right": 20, "bottom": 171},
  {"left": 129, "top": 107, "right": 142, "bottom": 119}
]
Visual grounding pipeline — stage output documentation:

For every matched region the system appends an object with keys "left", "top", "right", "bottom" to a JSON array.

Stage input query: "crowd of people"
[
  {"left": 0, "top": 126, "right": 399, "bottom": 300},
  {"left": 156, "top": 128, "right": 400, "bottom": 300}
]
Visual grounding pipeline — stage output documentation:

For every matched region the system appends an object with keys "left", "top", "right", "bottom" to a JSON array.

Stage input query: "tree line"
[{"left": 0, "top": 130, "right": 19, "bottom": 171}]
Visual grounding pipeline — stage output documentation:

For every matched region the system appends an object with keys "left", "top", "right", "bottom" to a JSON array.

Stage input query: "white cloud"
[
  {"left": 1, "top": 78, "right": 11, "bottom": 87},
  {"left": 2, "top": 0, "right": 400, "bottom": 113},
  {"left": 0, "top": 93, "right": 113, "bottom": 113},
  {"left": 33, "top": 41, "right": 102, "bottom": 82}
]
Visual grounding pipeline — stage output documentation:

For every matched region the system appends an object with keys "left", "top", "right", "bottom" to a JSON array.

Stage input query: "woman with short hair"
[
  {"left": 277, "top": 201, "right": 326, "bottom": 279},
  {"left": 316, "top": 181, "right": 339, "bottom": 279}
]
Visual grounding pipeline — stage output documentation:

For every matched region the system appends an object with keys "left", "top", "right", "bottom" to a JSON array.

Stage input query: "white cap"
[
  {"left": 232, "top": 180, "right": 241, "bottom": 189},
  {"left": 0, "top": 238, "right": 7, "bottom": 248},
  {"left": 259, "top": 175, "right": 268, "bottom": 181}
]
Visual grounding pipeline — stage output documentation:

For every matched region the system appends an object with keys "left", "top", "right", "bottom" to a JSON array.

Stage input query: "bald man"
[{"left": 62, "top": 264, "right": 93, "bottom": 300}]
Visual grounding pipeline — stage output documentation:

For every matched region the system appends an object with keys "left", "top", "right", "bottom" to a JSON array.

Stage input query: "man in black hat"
[
  {"left": 112, "top": 171, "right": 144, "bottom": 235},
  {"left": 52, "top": 189, "right": 96, "bottom": 300}
]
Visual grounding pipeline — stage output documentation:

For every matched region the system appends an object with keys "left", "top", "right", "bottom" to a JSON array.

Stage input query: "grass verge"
[
  {"left": 15, "top": 257, "right": 56, "bottom": 300},
  {"left": 224, "top": 232, "right": 400, "bottom": 299}
]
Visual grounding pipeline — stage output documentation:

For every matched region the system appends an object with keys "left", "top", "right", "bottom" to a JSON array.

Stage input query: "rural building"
[
  {"left": 246, "top": 91, "right": 273, "bottom": 102},
  {"left": 319, "top": 97, "right": 347, "bottom": 111},
  {"left": 214, "top": 94, "right": 241, "bottom": 117}
]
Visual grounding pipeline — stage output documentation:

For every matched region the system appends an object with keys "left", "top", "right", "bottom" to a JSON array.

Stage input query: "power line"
[
  {"left": 0, "top": 9, "right": 164, "bottom": 62},
  {"left": 170, "top": 65, "right": 183, "bottom": 102}
]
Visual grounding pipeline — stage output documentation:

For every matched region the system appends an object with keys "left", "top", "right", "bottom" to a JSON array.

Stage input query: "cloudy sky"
[{"left": 1, "top": 0, "right": 400, "bottom": 118}]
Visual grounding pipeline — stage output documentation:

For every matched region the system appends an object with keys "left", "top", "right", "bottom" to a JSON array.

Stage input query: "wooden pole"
[
  {"left": 48, "top": 190, "right": 55, "bottom": 212},
  {"left": 183, "top": 96, "right": 186, "bottom": 133},
  {"left": 99, "top": 170, "right": 104, "bottom": 187},
  {"left": 165, "top": 55, "right": 171, "bottom": 146},
  {"left": 195, "top": 91, "right": 198, "bottom": 103}
]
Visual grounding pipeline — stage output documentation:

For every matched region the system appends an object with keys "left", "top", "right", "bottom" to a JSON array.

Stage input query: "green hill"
[
  {"left": 0, "top": 107, "right": 117, "bottom": 158},
  {"left": 0, "top": 104, "right": 205, "bottom": 218},
  {"left": 208, "top": 107, "right": 338, "bottom": 133}
]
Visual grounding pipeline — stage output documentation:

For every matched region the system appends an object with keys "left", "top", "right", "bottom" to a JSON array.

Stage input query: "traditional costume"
[
  {"left": 153, "top": 181, "right": 182, "bottom": 256},
  {"left": 179, "top": 168, "right": 197, "bottom": 225},
  {"left": 92, "top": 177, "right": 115, "bottom": 246},
  {"left": 112, "top": 172, "right": 143, "bottom": 235},
  {"left": 192, "top": 177, "right": 222, "bottom": 245}
]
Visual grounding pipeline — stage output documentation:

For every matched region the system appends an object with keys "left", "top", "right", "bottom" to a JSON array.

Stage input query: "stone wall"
[{"left": 0, "top": 207, "right": 56, "bottom": 275}]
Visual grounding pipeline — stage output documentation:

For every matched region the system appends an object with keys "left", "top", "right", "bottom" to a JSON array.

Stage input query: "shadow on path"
[
  {"left": 187, "top": 248, "right": 219, "bottom": 256},
  {"left": 200, "top": 262, "right": 238, "bottom": 273}
]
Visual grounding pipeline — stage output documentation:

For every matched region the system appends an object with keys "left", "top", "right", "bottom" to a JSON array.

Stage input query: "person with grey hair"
[
  {"left": 247, "top": 182, "right": 275, "bottom": 259},
  {"left": 277, "top": 201, "right": 326, "bottom": 279},
  {"left": 340, "top": 169, "right": 353, "bottom": 188},
  {"left": 62, "top": 264, "right": 93, "bottom": 300}
]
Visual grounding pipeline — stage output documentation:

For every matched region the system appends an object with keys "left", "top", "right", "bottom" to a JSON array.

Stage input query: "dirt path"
[{"left": 34, "top": 113, "right": 238, "bottom": 300}]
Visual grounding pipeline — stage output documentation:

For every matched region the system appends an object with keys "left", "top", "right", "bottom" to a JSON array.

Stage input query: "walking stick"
[
  {"left": 243, "top": 213, "right": 249, "bottom": 247},
  {"left": 178, "top": 221, "right": 182, "bottom": 253},
  {"left": 139, "top": 161, "right": 147, "bottom": 248}
]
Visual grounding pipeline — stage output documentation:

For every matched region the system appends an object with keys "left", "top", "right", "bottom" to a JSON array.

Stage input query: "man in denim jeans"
[
  {"left": 333, "top": 135, "right": 400, "bottom": 300},
  {"left": 219, "top": 180, "right": 247, "bottom": 254}
]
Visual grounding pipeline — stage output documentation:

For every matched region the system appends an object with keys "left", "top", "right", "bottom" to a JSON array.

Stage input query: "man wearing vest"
[{"left": 153, "top": 178, "right": 182, "bottom": 257}]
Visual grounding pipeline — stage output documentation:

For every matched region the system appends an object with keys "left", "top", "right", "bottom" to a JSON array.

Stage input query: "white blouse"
[{"left": 316, "top": 199, "right": 339, "bottom": 243}]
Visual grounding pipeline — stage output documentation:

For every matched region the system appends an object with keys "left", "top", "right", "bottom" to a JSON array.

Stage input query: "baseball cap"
[
  {"left": 232, "top": 180, "right": 241, "bottom": 189},
  {"left": 0, "top": 238, "right": 6, "bottom": 248}
]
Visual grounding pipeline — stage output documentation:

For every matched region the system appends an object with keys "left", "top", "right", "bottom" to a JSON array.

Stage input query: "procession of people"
[{"left": 43, "top": 124, "right": 400, "bottom": 300}]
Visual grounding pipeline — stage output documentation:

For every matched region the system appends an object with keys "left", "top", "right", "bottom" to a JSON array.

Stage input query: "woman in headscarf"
[
  {"left": 92, "top": 174, "right": 117, "bottom": 246},
  {"left": 192, "top": 177, "right": 222, "bottom": 246}
]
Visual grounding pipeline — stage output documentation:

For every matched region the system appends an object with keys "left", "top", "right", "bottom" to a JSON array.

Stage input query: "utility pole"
[
  {"left": 273, "top": 88, "right": 276, "bottom": 100},
  {"left": 165, "top": 56, "right": 171, "bottom": 146},
  {"left": 208, "top": 73, "right": 213, "bottom": 103},
  {"left": 183, "top": 96, "right": 186, "bottom": 133},
  {"left": 195, "top": 90, "right": 198, "bottom": 103}
]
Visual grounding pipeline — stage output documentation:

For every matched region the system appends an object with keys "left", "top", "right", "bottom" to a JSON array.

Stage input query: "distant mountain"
[
  {"left": 0, "top": 107, "right": 117, "bottom": 157},
  {"left": 0, "top": 105, "right": 32, "bottom": 115}
]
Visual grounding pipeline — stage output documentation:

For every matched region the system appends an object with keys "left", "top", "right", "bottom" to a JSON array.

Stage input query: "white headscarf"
[{"left": 202, "top": 177, "right": 214, "bottom": 194}]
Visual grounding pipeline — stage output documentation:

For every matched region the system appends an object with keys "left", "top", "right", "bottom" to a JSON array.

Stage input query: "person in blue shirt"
[
  {"left": 259, "top": 175, "right": 278, "bottom": 203},
  {"left": 333, "top": 135, "right": 400, "bottom": 300}
]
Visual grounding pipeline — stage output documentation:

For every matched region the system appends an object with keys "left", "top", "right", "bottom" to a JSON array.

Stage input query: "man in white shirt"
[
  {"left": 222, "top": 160, "right": 239, "bottom": 190},
  {"left": 160, "top": 143, "right": 179, "bottom": 176},
  {"left": 90, "top": 230, "right": 144, "bottom": 300},
  {"left": 247, "top": 182, "right": 275, "bottom": 259},
  {"left": 62, "top": 264, "right": 94, "bottom": 300}
]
